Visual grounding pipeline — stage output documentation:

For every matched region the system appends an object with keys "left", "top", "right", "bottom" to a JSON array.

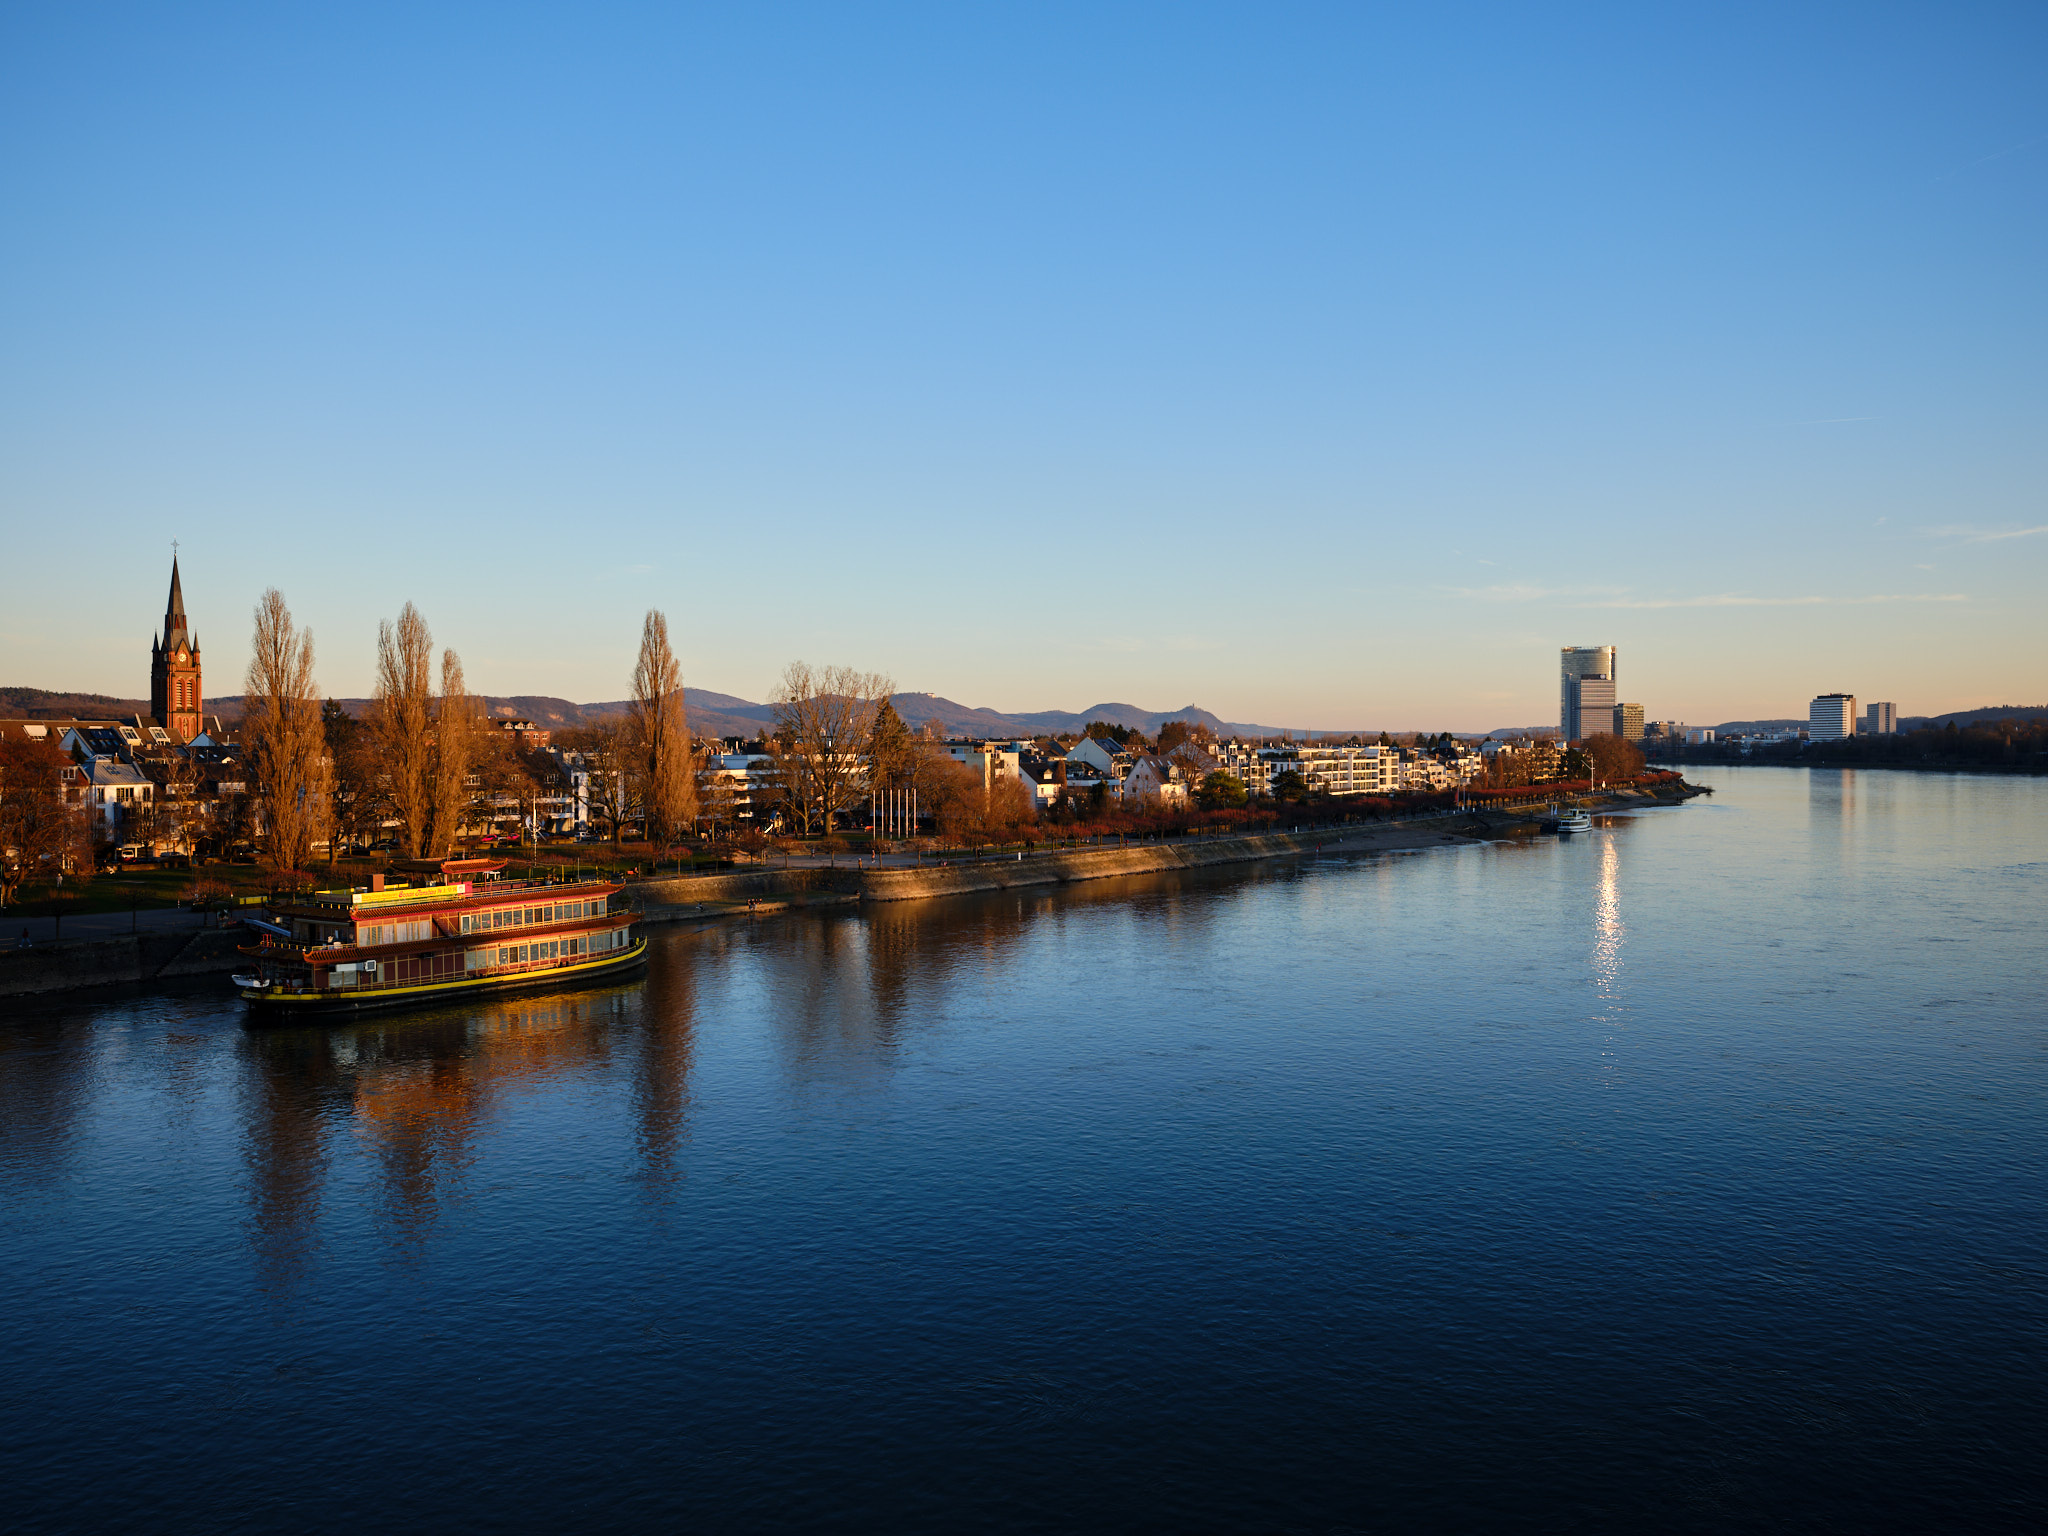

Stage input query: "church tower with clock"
[{"left": 150, "top": 555, "right": 204, "bottom": 741}]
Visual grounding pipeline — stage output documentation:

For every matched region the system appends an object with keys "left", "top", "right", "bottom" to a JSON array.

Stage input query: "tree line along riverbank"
[
  {"left": 1654, "top": 717, "right": 2047, "bottom": 775},
  {"left": 2, "top": 778, "right": 1704, "bottom": 998}
]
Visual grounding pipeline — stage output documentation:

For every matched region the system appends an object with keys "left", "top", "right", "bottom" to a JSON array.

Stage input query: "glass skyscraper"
[{"left": 1560, "top": 646, "right": 1617, "bottom": 739}]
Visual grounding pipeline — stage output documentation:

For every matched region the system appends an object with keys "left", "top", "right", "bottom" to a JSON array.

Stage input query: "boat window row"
[
  {"left": 486, "top": 929, "right": 628, "bottom": 967},
  {"left": 358, "top": 919, "right": 435, "bottom": 947},
  {"left": 459, "top": 898, "right": 607, "bottom": 935}
]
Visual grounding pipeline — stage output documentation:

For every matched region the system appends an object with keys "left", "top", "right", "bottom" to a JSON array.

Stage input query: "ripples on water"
[{"left": 3, "top": 768, "right": 2044, "bottom": 1532}]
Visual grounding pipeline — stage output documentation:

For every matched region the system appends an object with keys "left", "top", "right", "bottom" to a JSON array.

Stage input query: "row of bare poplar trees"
[{"left": 241, "top": 592, "right": 697, "bottom": 877}]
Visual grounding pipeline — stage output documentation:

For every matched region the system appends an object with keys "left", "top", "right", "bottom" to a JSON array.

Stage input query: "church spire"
[{"left": 164, "top": 555, "right": 189, "bottom": 650}]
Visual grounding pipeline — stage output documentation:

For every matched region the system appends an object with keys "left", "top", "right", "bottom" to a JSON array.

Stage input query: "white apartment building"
[
  {"left": 1122, "top": 754, "right": 1191, "bottom": 805},
  {"left": 1064, "top": 737, "right": 1130, "bottom": 779},
  {"left": 83, "top": 759, "right": 153, "bottom": 831},
  {"left": 1866, "top": 701, "right": 1898, "bottom": 735},
  {"left": 697, "top": 748, "right": 780, "bottom": 828},
  {"left": 946, "top": 741, "right": 1023, "bottom": 791},
  {"left": 1209, "top": 740, "right": 1458, "bottom": 797},
  {"left": 1809, "top": 694, "right": 1857, "bottom": 741},
  {"left": 1401, "top": 752, "right": 1463, "bottom": 792}
]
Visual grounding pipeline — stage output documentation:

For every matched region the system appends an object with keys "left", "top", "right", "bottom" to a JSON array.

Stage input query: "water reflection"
[
  {"left": 746, "top": 912, "right": 912, "bottom": 1101},
  {"left": 0, "top": 1013, "right": 94, "bottom": 1185},
  {"left": 239, "top": 1046, "right": 332, "bottom": 1295},
  {"left": 7, "top": 773, "right": 2046, "bottom": 1534},
  {"left": 236, "top": 983, "right": 649, "bottom": 1278},
  {"left": 748, "top": 869, "right": 1253, "bottom": 1099},
  {"left": 1811, "top": 766, "right": 1857, "bottom": 820},
  {"left": 635, "top": 937, "right": 698, "bottom": 1199},
  {"left": 1593, "top": 834, "right": 1624, "bottom": 1001}
]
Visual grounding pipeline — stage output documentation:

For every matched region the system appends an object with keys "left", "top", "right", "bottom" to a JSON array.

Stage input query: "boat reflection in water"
[
  {"left": 236, "top": 956, "right": 689, "bottom": 1280},
  {"left": 225, "top": 860, "right": 1281, "bottom": 1282}
]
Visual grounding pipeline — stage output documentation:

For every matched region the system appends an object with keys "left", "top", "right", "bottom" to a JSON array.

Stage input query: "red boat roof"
[{"left": 390, "top": 857, "right": 509, "bottom": 877}]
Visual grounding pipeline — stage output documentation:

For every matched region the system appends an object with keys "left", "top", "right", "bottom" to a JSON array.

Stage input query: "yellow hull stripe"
[{"left": 241, "top": 939, "right": 647, "bottom": 1007}]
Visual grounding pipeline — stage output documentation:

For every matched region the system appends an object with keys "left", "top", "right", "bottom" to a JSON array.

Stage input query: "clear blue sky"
[{"left": 4, "top": 3, "right": 2043, "bottom": 729}]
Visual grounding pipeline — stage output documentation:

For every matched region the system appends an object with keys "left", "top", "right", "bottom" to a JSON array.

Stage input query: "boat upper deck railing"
[{"left": 293, "top": 875, "right": 623, "bottom": 910}]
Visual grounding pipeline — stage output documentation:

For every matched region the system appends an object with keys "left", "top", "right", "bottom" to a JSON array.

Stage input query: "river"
[{"left": 3, "top": 767, "right": 2043, "bottom": 1532}]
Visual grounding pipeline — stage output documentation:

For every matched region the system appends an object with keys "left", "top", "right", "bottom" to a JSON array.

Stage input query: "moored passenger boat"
[{"left": 235, "top": 858, "right": 644, "bottom": 1017}]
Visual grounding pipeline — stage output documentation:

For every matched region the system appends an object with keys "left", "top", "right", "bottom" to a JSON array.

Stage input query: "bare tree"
[
  {"left": 629, "top": 611, "right": 697, "bottom": 850},
  {"left": 928, "top": 757, "right": 1033, "bottom": 846},
  {"left": 323, "top": 699, "right": 384, "bottom": 862},
  {"left": 373, "top": 604, "right": 481, "bottom": 858},
  {"left": 569, "top": 717, "right": 638, "bottom": 849},
  {"left": 1582, "top": 733, "right": 1644, "bottom": 784},
  {"left": 152, "top": 749, "right": 204, "bottom": 858},
  {"left": 372, "top": 603, "right": 435, "bottom": 858},
  {"left": 770, "top": 662, "right": 894, "bottom": 835},
  {"left": 762, "top": 723, "right": 814, "bottom": 837},
  {"left": 487, "top": 741, "right": 566, "bottom": 846},
  {"left": 243, "top": 589, "right": 332, "bottom": 880},
  {"left": 0, "top": 733, "right": 89, "bottom": 906},
  {"left": 429, "top": 649, "right": 482, "bottom": 855}
]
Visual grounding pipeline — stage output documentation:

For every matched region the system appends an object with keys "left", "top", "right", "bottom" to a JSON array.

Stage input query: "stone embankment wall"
[
  {"left": 622, "top": 795, "right": 1702, "bottom": 915},
  {"left": 635, "top": 867, "right": 835, "bottom": 907},
  {"left": 1, "top": 927, "right": 247, "bottom": 998},
  {"left": 629, "top": 833, "right": 1355, "bottom": 912},
  {"left": 852, "top": 832, "right": 1337, "bottom": 902}
]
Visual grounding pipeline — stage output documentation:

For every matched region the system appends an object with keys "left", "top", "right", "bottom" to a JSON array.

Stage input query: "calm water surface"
[{"left": 4, "top": 768, "right": 2045, "bottom": 1532}]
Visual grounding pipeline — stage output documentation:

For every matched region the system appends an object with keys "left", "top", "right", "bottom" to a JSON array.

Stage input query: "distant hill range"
[
  {"left": 0, "top": 687, "right": 162, "bottom": 722},
  {"left": 463, "top": 692, "right": 1362, "bottom": 742},
  {"left": 1, "top": 684, "right": 1375, "bottom": 741},
  {"left": 15, "top": 681, "right": 2031, "bottom": 741},
  {"left": 1904, "top": 705, "right": 2048, "bottom": 729}
]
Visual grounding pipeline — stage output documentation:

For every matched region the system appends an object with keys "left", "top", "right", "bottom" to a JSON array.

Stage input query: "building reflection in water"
[
  {"left": 237, "top": 980, "right": 655, "bottom": 1283},
  {"left": 1592, "top": 833, "right": 1624, "bottom": 1003},
  {"left": 634, "top": 935, "right": 698, "bottom": 1202},
  {"left": 757, "top": 868, "right": 1243, "bottom": 1100},
  {"left": 746, "top": 913, "right": 904, "bottom": 1100},
  {"left": 1811, "top": 765, "right": 1857, "bottom": 820},
  {"left": 237, "top": 1039, "right": 335, "bottom": 1296},
  {"left": 226, "top": 859, "right": 1329, "bottom": 1287}
]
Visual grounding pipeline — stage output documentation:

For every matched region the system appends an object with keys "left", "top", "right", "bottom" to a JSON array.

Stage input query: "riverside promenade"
[
  {"left": 1, "top": 781, "right": 1702, "bottom": 998},
  {"left": 628, "top": 779, "right": 1700, "bottom": 920}
]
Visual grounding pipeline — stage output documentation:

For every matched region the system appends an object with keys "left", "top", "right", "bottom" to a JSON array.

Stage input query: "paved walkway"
[{"left": 725, "top": 816, "right": 1474, "bottom": 876}]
